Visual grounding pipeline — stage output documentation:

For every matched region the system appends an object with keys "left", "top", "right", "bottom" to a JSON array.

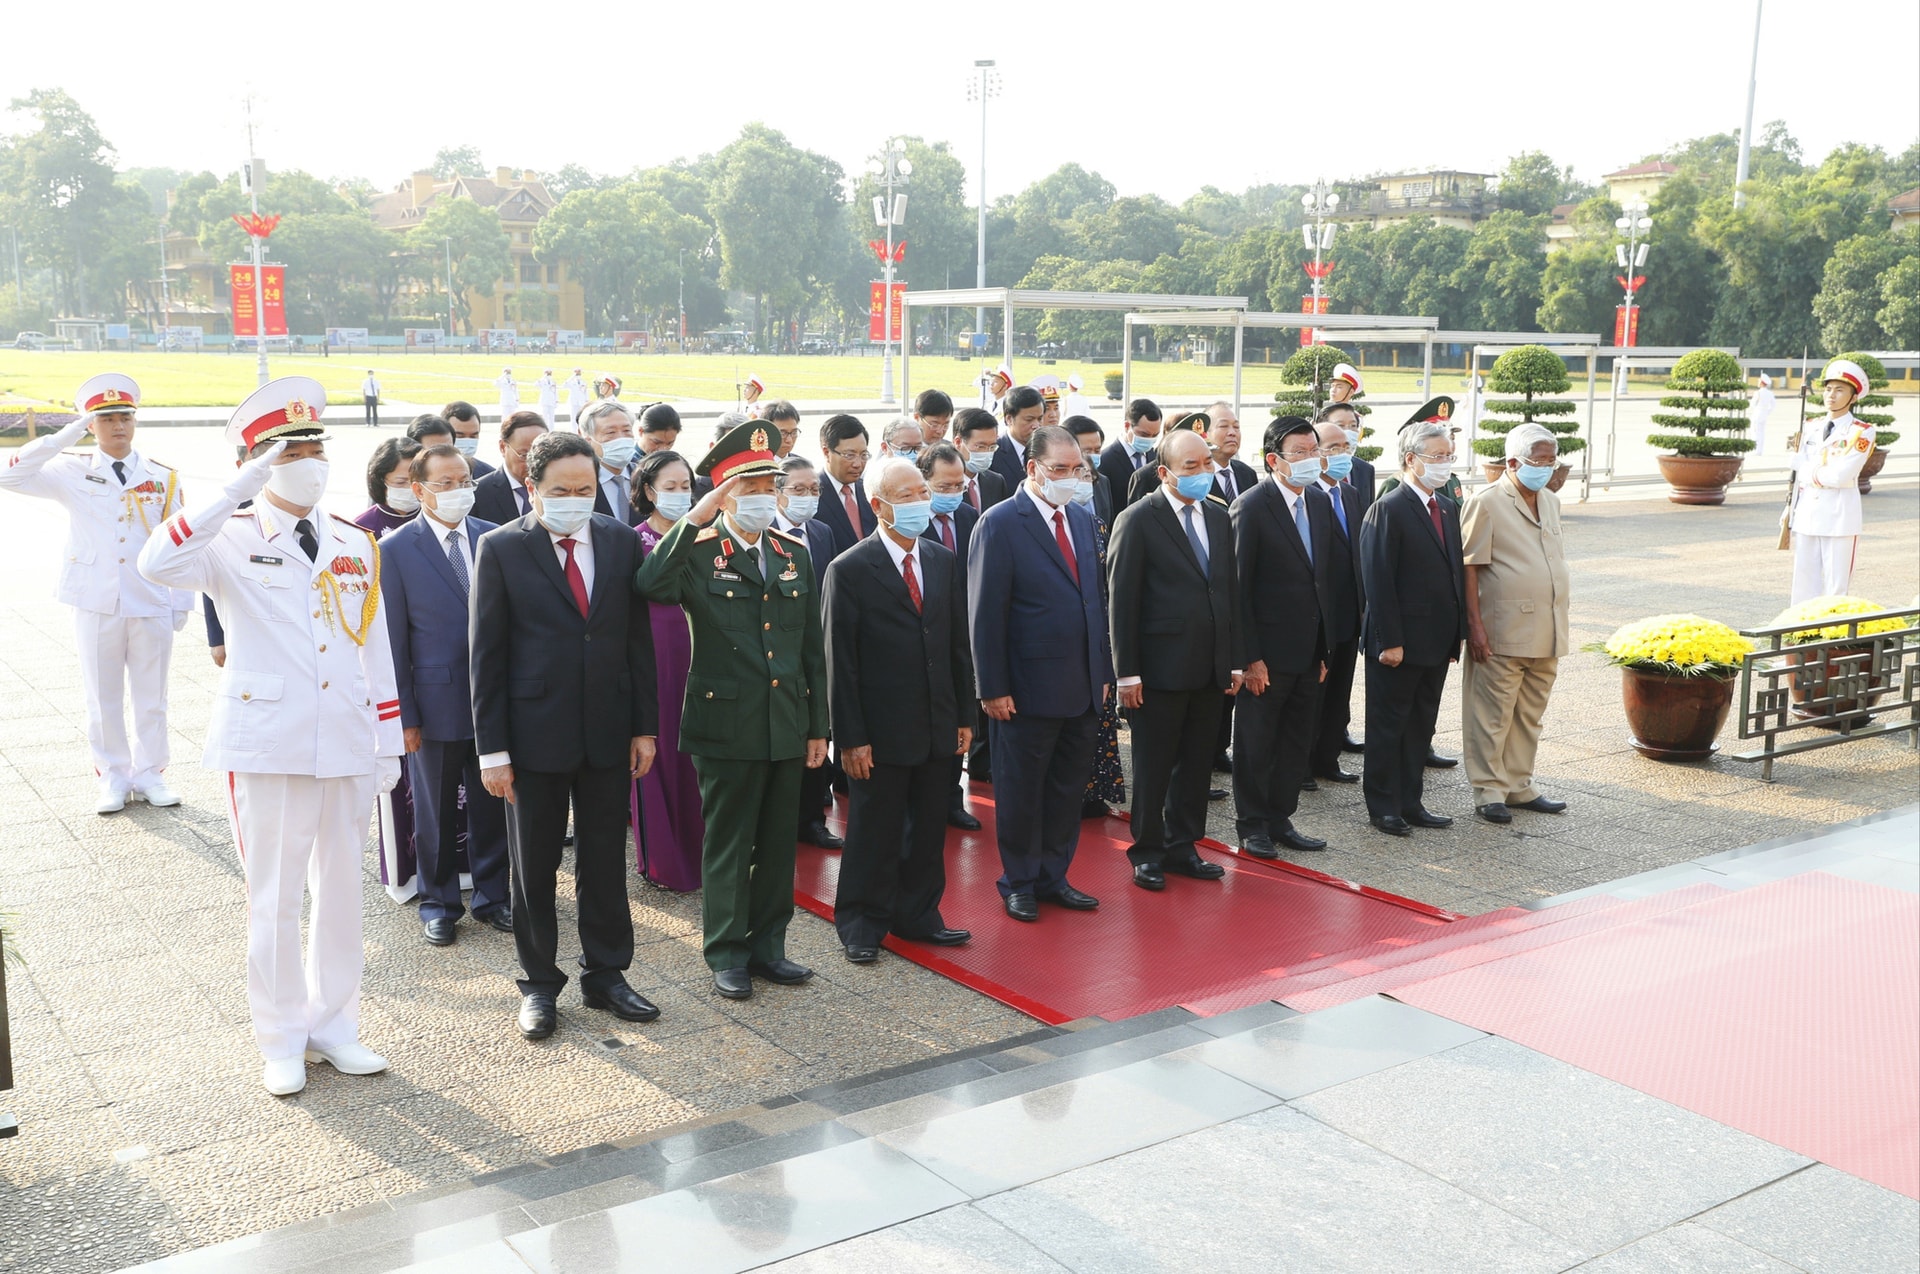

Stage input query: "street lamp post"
[
  {"left": 872, "top": 139, "right": 912, "bottom": 404},
  {"left": 967, "top": 60, "right": 999, "bottom": 358},
  {"left": 4, "top": 225, "right": 19, "bottom": 303},
  {"left": 157, "top": 220, "right": 172, "bottom": 348},
  {"left": 1614, "top": 201, "right": 1652, "bottom": 349},
  {"left": 443, "top": 236, "right": 455, "bottom": 340},
  {"left": 1299, "top": 181, "right": 1340, "bottom": 350}
]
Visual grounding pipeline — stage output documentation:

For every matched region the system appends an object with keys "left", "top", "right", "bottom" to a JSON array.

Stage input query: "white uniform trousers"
[
  {"left": 1790, "top": 534, "right": 1857, "bottom": 605},
  {"left": 73, "top": 610, "right": 174, "bottom": 791},
  {"left": 227, "top": 771, "right": 374, "bottom": 1061},
  {"left": 1461, "top": 652, "right": 1558, "bottom": 808}
]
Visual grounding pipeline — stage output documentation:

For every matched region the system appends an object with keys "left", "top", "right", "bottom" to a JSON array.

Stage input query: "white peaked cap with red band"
[
  {"left": 226, "top": 376, "right": 330, "bottom": 451},
  {"left": 75, "top": 373, "right": 141, "bottom": 416},
  {"left": 1331, "top": 363, "right": 1363, "bottom": 392},
  {"left": 1821, "top": 359, "right": 1868, "bottom": 399}
]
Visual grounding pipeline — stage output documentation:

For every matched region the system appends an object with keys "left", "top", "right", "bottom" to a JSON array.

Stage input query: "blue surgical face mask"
[
  {"left": 782, "top": 494, "right": 819, "bottom": 522},
  {"left": 454, "top": 437, "right": 480, "bottom": 457},
  {"left": 1129, "top": 432, "right": 1156, "bottom": 454},
  {"left": 964, "top": 450, "right": 994, "bottom": 474},
  {"left": 890, "top": 447, "right": 921, "bottom": 461},
  {"left": 884, "top": 499, "right": 933, "bottom": 537},
  {"left": 930, "top": 491, "right": 965, "bottom": 515},
  {"left": 1324, "top": 453, "right": 1354, "bottom": 482},
  {"left": 1173, "top": 472, "right": 1215, "bottom": 502},
  {"left": 653, "top": 490, "right": 693, "bottom": 521},
  {"left": 730, "top": 493, "right": 779, "bottom": 534},
  {"left": 1070, "top": 480, "right": 1095, "bottom": 508},
  {"left": 1286, "top": 457, "right": 1324, "bottom": 487},
  {"left": 600, "top": 438, "right": 637, "bottom": 470},
  {"left": 1514, "top": 462, "right": 1556, "bottom": 491}
]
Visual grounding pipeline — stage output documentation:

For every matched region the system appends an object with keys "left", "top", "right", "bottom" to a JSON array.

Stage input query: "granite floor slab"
[
  {"left": 1692, "top": 1164, "right": 1920, "bottom": 1273},
  {"left": 1172, "top": 994, "right": 1485, "bottom": 1100}
]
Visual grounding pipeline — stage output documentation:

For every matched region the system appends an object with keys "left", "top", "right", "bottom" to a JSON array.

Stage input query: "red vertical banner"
[
  {"left": 1614, "top": 304, "right": 1640, "bottom": 347},
  {"left": 1299, "top": 294, "right": 1329, "bottom": 346},
  {"left": 869, "top": 281, "right": 906, "bottom": 342},
  {"left": 229, "top": 264, "right": 289, "bottom": 337}
]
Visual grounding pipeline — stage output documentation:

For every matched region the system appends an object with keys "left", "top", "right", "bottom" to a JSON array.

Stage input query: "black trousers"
[
  {"left": 1362, "top": 658, "right": 1450, "bottom": 820},
  {"left": 989, "top": 709, "right": 1098, "bottom": 897},
  {"left": 1125, "top": 687, "right": 1224, "bottom": 867},
  {"left": 408, "top": 736, "right": 510, "bottom": 921},
  {"left": 363, "top": 395, "right": 379, "bottom": 426},
  {"left": 797, "top": 758, "right": 832, "bottom": 829},
  {"left": 837, "top": 756, "right": 951, "bottom": 947},
  {"left": 1310, "top": 638, "right": 1360, "bottom": 775},
  {"left": 967, "top": 702, "right": 993, "bottom": 779},
  {"left": 1233, "top": 668, "right": 1324, "bottom": 839},
  {"left": 506, "top": 764, "right": 634, "bottom": 997}
]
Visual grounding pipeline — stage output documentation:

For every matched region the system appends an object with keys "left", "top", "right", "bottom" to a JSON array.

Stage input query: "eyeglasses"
[
  {"left": 831, "top": 448, "right": 870, "bottom": 462},
  {"left": 1033, "top": 460, "right": 1078, "bottom": 479},
  {"left": 421, "top": 478, "right": 476, "bottom": 492},
  {"left": 1279, "top": 451, "right": 1319, "bottom": 464},
  {"left": 782, "top": 483, "right": 821, "bottom": 497},
  {"left": 1415, "top": 451, "right": 1456, "bottom": 464}
]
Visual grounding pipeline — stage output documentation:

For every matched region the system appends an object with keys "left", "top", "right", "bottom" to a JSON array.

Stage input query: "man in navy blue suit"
[
  {"left": 988, "top": 385, "right": 1046, "bottom": 493},
  {"left": 918, "top": 443, "right": 982, "bottom": 830},
  {"left": 776, "top": 455, "right": 845, "bottom": 851},
  {"left": 814, "top": 414, "right": 877, "bottom": 562},
  {"left": 968, "top": 424, "right": 1113, "bottom": 921},
  {"left": 382, "top": 444, "right": 511, "bottom": 944}
]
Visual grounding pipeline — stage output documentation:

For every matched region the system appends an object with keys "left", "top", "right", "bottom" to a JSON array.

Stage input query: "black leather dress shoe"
[
  {"left": 1276, "top": 823, "right": 1328, "bottom": 852},
  {"left": 1507, "top": 796, "right": 1568, "bottom": 814},
  {"left": 713, "top": 967, "right": 753, "bottom": 999},
  {"left": 1316, "top": 768, "right": 1360, "bottom": 785},
  {"left": 948, "top": 807, "right": 982, "bottom": 831},
  {"left": 1213, "top": 751, "right": 1233, "bottom": 774},
  {"left": 1425, "top": 751, "right": 1459, "bottom": 768},
  {"left": 799, "top": 821, "right": 844, "bottom": 850},
  {"left": 748, "top": 958, "right": 814, "bottom": 985},
  {"left": 518, "top": 992, "right": 557, "bottom": 1040},
  {"left": 1132, "top": 863, "right": 1167, "bottom": 891},
  {"left": 1004, "top": 892, "right": 1039, "bottom": 922},
  {"left": 843, "top": 945, "right": 879, "bottom": 964},
  {"left": 583, "top": 983, "right": 661, "bottom": 1022},
  {"left": 1300, "top": 777, "right": 1320, "bottom": 792},
  {"left": 479, "top": 908, "right": 513, "bottom": 933},
  {"left": 1341, "top": 736, "right": 1365, "bottom": 754},
  {"left": 1240, "top": 834, "right": 1279, "bottom": 859},
  {"left": 899, "top": 928, "right": 971, "bottom": 946},
  {"left": 423, "top": 917, "right": 456, "bottom": 946},
  {"left": 1045, "top": 885, "right": 1101, "bottom": 910},
  {"left": 1163, "top": 856, "right": 1226, "bottom": 880},
  {"left": 1207, "top": 787, "right": 1229, "bottom": 801},
  {"left": 1477, "top": 802, "right": 1513, "bottom": 824},
  {"left": 1405, "top": 807, "right": 1454, "bottom": 829},
  {"left": 1370, "top": 814, "right": 1413, "bottom": 837}
]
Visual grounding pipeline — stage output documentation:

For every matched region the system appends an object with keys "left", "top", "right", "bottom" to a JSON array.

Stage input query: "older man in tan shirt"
[{"left": 1460, "top": 423, "right": 1571, "bottom": 825}]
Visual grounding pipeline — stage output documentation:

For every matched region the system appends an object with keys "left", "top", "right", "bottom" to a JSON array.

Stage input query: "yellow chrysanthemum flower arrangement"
[
  {"left": 1587, "top": 613, "right": 1753, "bottom": 677},
  {"left": 1766, "top": 596, "right": 1905, "bottom": 646}
]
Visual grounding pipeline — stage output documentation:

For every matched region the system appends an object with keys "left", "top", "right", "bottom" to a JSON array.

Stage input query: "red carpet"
[
  {"left": 1389, "top": 872, "right": 1920, "bottom": 1200},
  {"left": 792, "top": 785, "right": 1454, "bottom": 1025}
]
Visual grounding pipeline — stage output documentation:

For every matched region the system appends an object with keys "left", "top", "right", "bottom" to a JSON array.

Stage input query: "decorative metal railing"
[{"left": 1731, "top": 605, "right": 1920, "bottom": 781}]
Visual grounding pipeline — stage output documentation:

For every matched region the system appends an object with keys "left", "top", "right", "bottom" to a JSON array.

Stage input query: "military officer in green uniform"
[{"left": 634, "top": 420, "right": 829, "bottom": 1000}]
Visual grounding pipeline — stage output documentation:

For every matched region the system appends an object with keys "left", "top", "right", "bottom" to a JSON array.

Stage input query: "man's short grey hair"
[
  {"left": 579, "top": 400, "right": 632, "bottom": 437},
  {"left": 868, "top": 455, "right": 921, "bottom": 501},
  {"left": 1207, "top": 400, "right": 1237, "bottom": 421},
  {"left": 1504, "top": 423, "right": 1558, "bottom": 460},
  {"left": 714, "top": 410, "right": 750, "bottom": 440},
  {"left": 776, "top": 455, "right": 815, "bottom": 489},
  {"left": 881, "top": 416, "right": 920, "bottom": 448},
  {"left": 1400, "top": 421, "right": 1450, "bottom": 466}
]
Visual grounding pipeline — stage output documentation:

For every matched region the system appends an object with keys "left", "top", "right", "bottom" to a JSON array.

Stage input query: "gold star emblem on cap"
[
  {"left": 287, "top": 398, "right": 314, "bottom": 424},
  {"left": 751, "top": 428, "right": 768, "bottom": 452}
]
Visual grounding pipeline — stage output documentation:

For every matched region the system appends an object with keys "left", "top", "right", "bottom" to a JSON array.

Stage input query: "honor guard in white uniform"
[
  {"left": 1329, "top": 362, "right": 1363, "bottom": 405},
  {"left": 979, "top": 360, "right": 1012, "bottom": 412},
  {"left": 495, "top": 368, "right": 521, "bottom": 423},
  {"left": 1787, "top": 359, "right": 1877, "bottom": 604},
  {"left": 137, "top": 377, "right": 403, "bottom": 1096},
  {"left": 743, "top": 372, "right": 766, "bottom": 418},
  {"left": 0, "top": 374, "right": 194, "bottom": 812},
  {"left": 564, "top": 368, "right": 591, "bottom": 427},
  {"left": 536, "top": 369, "right": 560, "bottom": 426}
]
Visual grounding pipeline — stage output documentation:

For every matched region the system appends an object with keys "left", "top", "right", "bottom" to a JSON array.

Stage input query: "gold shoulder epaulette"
[
  {"left": 1207, "top": 494, "right": 1230, "bottom": 507},
  {"left": 694, "top": 525, "right": 720, "bottom": 543}
]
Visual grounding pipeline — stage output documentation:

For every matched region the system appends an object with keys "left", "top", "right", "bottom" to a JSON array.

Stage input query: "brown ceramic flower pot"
[
  {"left": 1785, "top": 643, "right": 1888, "bottom": 723},
  {"left": 1620, "top": 666, "right": 1736, "bottom": 761},
  {"left": 1656, "top": 454, "right": 1745, "bottom": 505},
  {"left": 1859, "top": 446, "right": 1888, "bottom": 495}
]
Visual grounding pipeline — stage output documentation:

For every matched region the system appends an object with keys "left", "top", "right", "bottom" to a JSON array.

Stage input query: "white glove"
[
  {"left": 223, "top": 439, "right": 287, "bottom": 504},
  {"left": 376, "top": 755, "right": 401, "bottom": 794}
]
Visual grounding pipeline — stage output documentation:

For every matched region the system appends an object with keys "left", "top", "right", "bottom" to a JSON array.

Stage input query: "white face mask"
[
  {"left": 537, "top": 495, "right": 594, "bottom": 536},
  {"left": 385, "top": 486, "right": 421, "bottom": 514},
  {"left": 454, "top": 438, "right": 480, "bottom": 457},
  {"left": 431, "top": 487, "right": 475, "bottom": 523},
  {"left": 266, "top": 457, "right": 329, "bottom": 508},
  {"left": 730, "top": 493, "right": 779, "bottom": 534},
  {"left": 1416, "top": 457, "right": 1455, "bottom": 490},
  {"left": 1038, "top": 477, "right": 1077, "bottom": 508},
  {"left": 782, "top": 494, "right": 819, "bottom": 523}
]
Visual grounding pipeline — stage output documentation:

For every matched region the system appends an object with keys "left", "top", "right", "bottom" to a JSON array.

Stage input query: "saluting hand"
[
  {"left": 690, "top": 474, "right": 742, "bottom": 526},
  {"left": 223, "top": 439, "right": 287, "bottom": 503}
]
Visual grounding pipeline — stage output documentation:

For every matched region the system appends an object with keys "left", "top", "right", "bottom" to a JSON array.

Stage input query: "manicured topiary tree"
[
  {"left": 1648, "top": 349, "right": 1753, "bottom": 457},
  {"left": 1272, "top": 343, "right": 1378, "bottom": 459},
  {"left": 1473, "top": 344, "right": 1586, "bottom": 465},
  {"left": 1804, "top": 350, "right": 1897, "bottom": 449}
]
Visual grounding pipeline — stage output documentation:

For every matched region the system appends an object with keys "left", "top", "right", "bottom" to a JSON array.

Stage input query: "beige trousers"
[{"left": 1462, "top": 652, "right": 1558, "bottom": 807}]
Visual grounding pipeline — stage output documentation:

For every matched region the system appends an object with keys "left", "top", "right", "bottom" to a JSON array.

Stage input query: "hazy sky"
[{"left": 5, "top": 0, "right": 1915, "bottom": 204}]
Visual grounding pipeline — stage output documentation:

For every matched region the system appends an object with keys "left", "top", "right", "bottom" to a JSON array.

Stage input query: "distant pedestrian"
[{"left": 362, "top": 370, "right": 380, "bottom": 428}]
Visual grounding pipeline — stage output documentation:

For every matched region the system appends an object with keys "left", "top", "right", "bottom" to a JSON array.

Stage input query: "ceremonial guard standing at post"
[
  {"left": 138, "top": 377, "right": 402, "bottom": 1095},
  {"left": 1, "top": 374, "right": 195, "bottom": 813},
  {"left": 1786, "top": 359, "right": 1877, "bottom": 604},
  {"left": 635, "top": 420, "right": 830, "bottom": 1001}
]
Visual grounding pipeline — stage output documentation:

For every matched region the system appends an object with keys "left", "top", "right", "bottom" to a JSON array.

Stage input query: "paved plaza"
[{"left": 0, "top": 445, "right": 1914, "bottom": 1270}]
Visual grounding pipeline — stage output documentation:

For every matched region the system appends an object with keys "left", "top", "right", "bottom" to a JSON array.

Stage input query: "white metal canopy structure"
[{"left": 898, "top": 288, "right": 1247, "bottom": 408}]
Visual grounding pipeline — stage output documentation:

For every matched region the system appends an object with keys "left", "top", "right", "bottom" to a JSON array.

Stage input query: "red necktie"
[
  {"left": 1054, "top": 510, "right": 1080, "bottom": 585},
  {"left": 559, "top": 537, "right": 589, "bottom": 617},
  {"left": 1427, "top": 496, "right": 1446, "bottom": 546},
  {"left": 966, "top": 479, "right": 981, "bottom": 511},
  {"left": 902, "top": 551, "right": 922, "bottom": 612},
  {"left": 842, "top": 482, "right": 861, "bottom": 529},
  {"left": 938, "top": 513, "right": 956, "bottom": 552}
]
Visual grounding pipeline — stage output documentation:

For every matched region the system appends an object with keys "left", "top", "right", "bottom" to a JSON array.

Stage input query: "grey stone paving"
[{"left": 0, "top": 448, "right": 1914, "bottom": 1271}]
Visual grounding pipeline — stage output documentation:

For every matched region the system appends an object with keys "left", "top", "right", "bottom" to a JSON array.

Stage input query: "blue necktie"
[
  {"left": 446, "top": 529, "right": 469, "bottom": 595},
  {"left": 1293, "top": 495, "right": 1313, "bottom": 564},
  {"left": 1327, "top": 484, "right": 1348, "bottom": 537},
  {"left": 1182, "top": 504, "right": 1209, "bottom": 575}
]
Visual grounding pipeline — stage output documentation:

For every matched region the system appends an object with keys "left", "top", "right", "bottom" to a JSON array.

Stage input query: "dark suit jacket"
[
  {"left": 593, "top": 465, "right": 642, "bottom": 528},
  {"left": 1098, "top": 437, "right": 1149, "bottom": 513},
  {"left": 815, "top": 475, "right": 878, "bottom": 561},
  {"left": 921, "top": 502, "right": 978, "bottom": 568},
  {"left": 468, "top": 456, "right": 498, "bottom": 479},
  {"left": 1348, "top": 457, "right": 1378, "bottom": 512},
  {"left": 1089, "top": 471, "right": 1115, "bottom": 527},
  {"left": 779, "top": 516, "right": 835, "bottom": 571},
  {"left": 968, "top": 492, "right": 1112, "bottom": 719},
  {"left": 1107, "top": 489, "right": 1243, "bottom": 692},
  {"left": 823, "top": 534, "right": 974, "bottom": 766},
  {"left": 988, "top": 433, "right": 1027, "bottom": 493},
  {"left": 1125, "top": 451, "right": 1166, "bottom": 507},
  {"left": 470, "top": 513, "right": 658, "bottom": 771},
  {"left": 1211, "top": 458, "right": 1258, "bottom": 505},
  {"left": 968, "top": 468, "right": 1008, "bottom": 513},
  {"left": 1231, "top": 481, "right": 1331, "bottom": 677},
  {"left": 1316, "top": 480, "right": 1365, "bottom": 646},
  {"left": 1358, "top": 481, "right": 1466, "bottom": 666},
  {"left": 383, "top": 514, "right": 497, "bottom": 741},
  {"left": 470, "top": 468, "right": 526, "bottom": 526}
]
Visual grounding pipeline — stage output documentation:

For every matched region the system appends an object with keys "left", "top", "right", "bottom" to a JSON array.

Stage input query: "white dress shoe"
[
  {"left": 96, "top": 783, "right": 128, "bottom": 815},
  {"left": 263, "top": 1057, "right": 307, "bottom": 1095},
  {"left": 303, "top": 1042, "right": 389, "bottom": 1075},
  {"left": 134, "top": 781, "right": 182, "bottom": 807}
]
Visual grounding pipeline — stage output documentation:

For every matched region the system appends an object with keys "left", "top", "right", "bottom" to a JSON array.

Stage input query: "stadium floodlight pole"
[
  {"left": 1733, "top": 0, "right": 1763, "bottom": 210},
  {"left": 968, "top": 60, "right": 999, "bottom": 359}
]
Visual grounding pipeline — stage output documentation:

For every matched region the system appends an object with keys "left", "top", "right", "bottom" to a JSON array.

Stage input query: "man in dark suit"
[
  {"left": 987, "top": 386, "right": 1045, "bottom": 492},
  {"left": 954, "top": 408, "right": 1008, "bottom": 515},
  {"left": 1066, "top": 415, "right": 1115, "bottom": 525},
  {"left": 472, "top": 431, "right": 661, "bottom": 1040},
  {"left": 1205, "top": 402, "right": 1259, "bottom": 505},
  {"left": 1232, "top": 419, "right": 1337, "bottom": 858},
  {"left": 1317, "top": 402, "right": 1377, "bottom": 514},
  {"left": 1125, "top": 410, "right": 1212, "bottom": 507},
  {"left": 919, "top": 443, "right": 982, "bottom": 830},
  {"left": 1358, "top": 419, "right": 1466, "bottom": 837},
  {"left": 823, "top": 456, "right": 975, "bottom": 962},
  {"left": 1098, "top": 398, "right": 1163, "bottom": 515},
  {"left": 1309, "top": 418, "right": 1369, "bottom": 783},
  {"left": 383, "top": 445, "right": 511, "bottom": 943},
  {"left": 968, "top": 425, "right": 1112, "bottom": 921},
  {"left": 814, "top": 413, "right": 876, "bottom": 561},
  {"left": 472, "top": 411, "right": 546, "bottom": 525},
  {"left": 440, "top": 401, "right": 498, "bottom": 478},
  {"left": 579, "top": 400, "right": 642, "bottom": 527},
  {"left": 1107, "top": 430, "right": 1243, "bottom": 891},
  {"left": 775, "top": 456, "right": 844, "bottom": 851}
]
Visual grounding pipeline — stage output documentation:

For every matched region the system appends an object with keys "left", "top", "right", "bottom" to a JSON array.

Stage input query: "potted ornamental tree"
[
  {"left": 1587, "top": 613, "right": 1754, "bottom": 760},
  {"left": 1802, "top": 351, "right": 1898, "bottom": 494},
  {"left": 1473, "top": 344, "right": 1585, "bottom": 492},
  {"left": 1272, "top": 343, "right": 1377, "bottom": 459},
  {"left": 1648, "top": 348, "right": 1753, "bottom": 504}
]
